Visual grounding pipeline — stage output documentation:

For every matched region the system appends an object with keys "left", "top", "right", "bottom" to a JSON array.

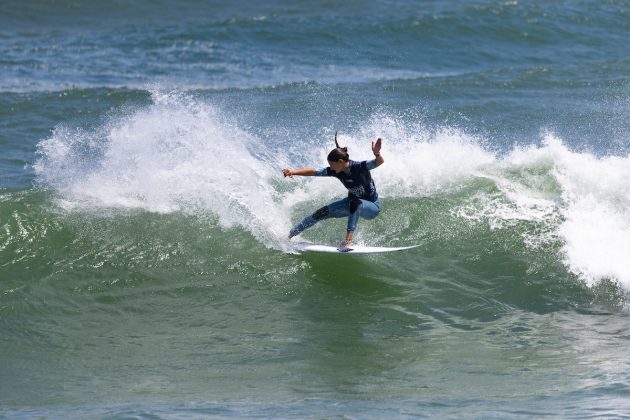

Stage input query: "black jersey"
[{"left": 316, "top": 159, "right": 378, "bottom": 202}]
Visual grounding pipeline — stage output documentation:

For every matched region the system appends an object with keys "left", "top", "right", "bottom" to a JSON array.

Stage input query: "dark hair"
[
  {"left": 327, "top": 147, "right": 349, "bottom": 162},
  {"left": 327, "top": 131, "right": 349, "bottom": 162}
]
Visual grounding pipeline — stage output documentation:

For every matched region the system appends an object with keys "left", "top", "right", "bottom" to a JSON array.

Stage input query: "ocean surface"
[{"left": 2, "top": 0, "right": 630, "bottom": 417}]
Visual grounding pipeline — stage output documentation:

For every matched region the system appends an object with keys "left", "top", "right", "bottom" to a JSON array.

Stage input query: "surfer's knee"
[
  {"left": 362, "top": 207, "right": 380, "bottom": 220},
  {"left": 358, "top": 200, "right": 380, "bottom": 220}
]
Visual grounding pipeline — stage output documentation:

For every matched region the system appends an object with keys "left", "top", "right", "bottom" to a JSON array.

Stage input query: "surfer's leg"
[
  {"left": 289, "top": 198, "right": 350, "bottom": 237},
  {"left": 346, "top": 198, "right": 381, "bottom": 232},
  {"left": 326, "top": 197, "right": 352, "bottom": 218},
  {"left": 360, "top": 198, "right": 381, "bottom": 220}
]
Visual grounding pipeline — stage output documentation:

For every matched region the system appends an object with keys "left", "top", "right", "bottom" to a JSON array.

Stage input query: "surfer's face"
[{"left": 328, "top": 159, "right": 349, "bottom": 173}]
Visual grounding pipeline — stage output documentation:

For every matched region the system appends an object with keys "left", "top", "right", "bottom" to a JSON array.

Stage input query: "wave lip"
[
  {"left": 485, "top": 134, "right": 630, "bottom": 288},
  {"left": 543, "top": 135, "right": 630, "bottom": 287}
]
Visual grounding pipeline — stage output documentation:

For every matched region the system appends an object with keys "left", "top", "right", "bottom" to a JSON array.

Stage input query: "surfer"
[{"left": 282, "top": 134, "right": 384, "bottom": 248}]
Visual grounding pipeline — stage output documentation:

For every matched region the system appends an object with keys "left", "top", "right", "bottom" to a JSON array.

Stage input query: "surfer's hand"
[
  {"left": 372, "top": 138, "right": 382, "bottom": 156},
  {"left": 282, "top": 168, "right": 293, "bottom": 178}
]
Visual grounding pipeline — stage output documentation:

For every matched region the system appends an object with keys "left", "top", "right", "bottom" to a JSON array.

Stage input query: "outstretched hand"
[
  {"left": 282, "top": 168, "right": 293, "bottom": 178},
  {"left": 372, "top": 138, "right": 382, "bottom": 155}
]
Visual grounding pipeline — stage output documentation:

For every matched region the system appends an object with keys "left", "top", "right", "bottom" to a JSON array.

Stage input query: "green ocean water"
[{"left": 2, "top": 0, "right": 630, "bottom": 417}]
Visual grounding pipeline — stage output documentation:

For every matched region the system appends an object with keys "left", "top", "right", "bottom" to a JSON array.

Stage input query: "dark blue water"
[{"left": 2, "top": 0, "right": 630, "bottom": 417}]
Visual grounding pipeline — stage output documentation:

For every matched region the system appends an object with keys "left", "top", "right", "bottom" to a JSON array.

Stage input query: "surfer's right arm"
[{"left": 282, "top": 168, "right": 317, "bottom": 178}]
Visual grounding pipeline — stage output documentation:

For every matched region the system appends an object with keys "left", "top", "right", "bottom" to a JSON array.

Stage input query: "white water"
[
  {"left": 34, "top": 91, "right": 630, "bottom": 287},
  {"left": 34, "top": 90, "right": 291, "bottom": 248}
]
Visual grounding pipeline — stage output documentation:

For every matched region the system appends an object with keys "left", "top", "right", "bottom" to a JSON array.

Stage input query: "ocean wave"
[{"left": 29, "top": 90, "right": 630, "bottom": 289}]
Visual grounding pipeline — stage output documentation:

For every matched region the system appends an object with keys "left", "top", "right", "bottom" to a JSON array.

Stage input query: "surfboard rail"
[{"left": 292, "top": 242, "right": 420, "bottom": 254}]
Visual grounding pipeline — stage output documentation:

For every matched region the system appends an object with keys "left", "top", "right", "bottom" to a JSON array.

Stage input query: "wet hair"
[
  {"left": 327, "top": 131, "right": 349, "bottom": 162},
  {"left": 327, "top": 147, "right": 349, "bottom": 162}
]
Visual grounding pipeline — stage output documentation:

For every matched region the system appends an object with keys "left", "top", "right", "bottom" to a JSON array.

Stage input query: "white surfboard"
[{"left": 293, "top": 242, "right": 420, "bottom": 254}]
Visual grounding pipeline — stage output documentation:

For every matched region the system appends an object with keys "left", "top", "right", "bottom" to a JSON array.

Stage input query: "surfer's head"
[
  {"left": 327, "top": 132, "right": 350, "bottom": 173},
  {"left": 327, "top": 147, "right": 349, "bottom": 163},
  {"left": 327, "top": 148, "right": 350, "bottom": 173}
]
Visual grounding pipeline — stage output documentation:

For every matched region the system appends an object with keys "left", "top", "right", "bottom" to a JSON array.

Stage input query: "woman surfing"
[{"left": 282, "top": 134, "right": 384, "bottom": 248}]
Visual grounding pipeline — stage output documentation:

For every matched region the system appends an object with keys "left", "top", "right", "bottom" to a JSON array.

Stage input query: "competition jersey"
[{"left": 315, "top": 159, "right": 379, "bottom": 202}]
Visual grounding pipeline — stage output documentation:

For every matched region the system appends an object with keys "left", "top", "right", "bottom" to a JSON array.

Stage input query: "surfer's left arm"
[
  {"left": 371, "top": 138, "right": 384, "bottom": 167},
  {"left": 282, "top": 168, "right": 317, "bottom": 178}
]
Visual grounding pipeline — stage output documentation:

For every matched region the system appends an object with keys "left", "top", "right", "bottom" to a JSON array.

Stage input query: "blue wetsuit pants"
[{"left": 290, "top": 197, "right": 381, "bottom": 237}]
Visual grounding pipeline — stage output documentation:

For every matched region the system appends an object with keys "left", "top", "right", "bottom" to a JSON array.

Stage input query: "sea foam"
[{"left": 34, "top": 90, "right": 291, "bottom": 248}]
